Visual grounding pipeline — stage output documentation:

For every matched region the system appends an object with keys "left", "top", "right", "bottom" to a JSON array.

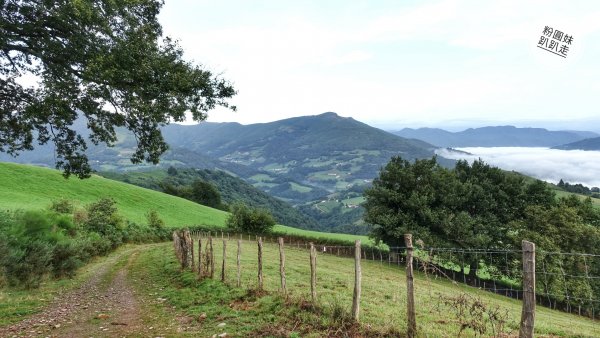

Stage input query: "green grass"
[
  {"left": 273, "top": 225, "right": 379, "bottom": 247},
  {"left": 289, "top": 182, "right": 312, "bottom": 193},
  {"left": 554, "top": 189, "right": 600, "bottom": 208},
  {"left": 130, "top": 241, "right": 599, "bottom": 337},
  {"left": 248, "top": 174, "right": 274, "bottom": 182},
  {"left": 341, "top": 196, "right": 365, "bottom": 206},
  {"left": 0, "top": 162, "right": 228, "bottom": 227}
]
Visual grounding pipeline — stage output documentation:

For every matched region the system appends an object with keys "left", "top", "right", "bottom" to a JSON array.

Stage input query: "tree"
[
  {"left": 226, "top": 203, "right": 275, "bottom": 234},
  {"left": 167, "top": 166, "right": 178, "bottom": 176},
  {"left": 1, "top": 1, "right": 236, "bottom": 178},
  {"left": 190, "top": 179, "right": 224, "bottom": 210},
  {"left": 363, "top": 156, "right": 557, "bottom": 277}
]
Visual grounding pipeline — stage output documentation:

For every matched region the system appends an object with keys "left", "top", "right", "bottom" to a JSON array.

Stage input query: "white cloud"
[
  {"left": 437, "top": 147, "right": 600, "bottom": 187},
  {"left": 159, "top": 0, "right": 600, "bottom": 126}
]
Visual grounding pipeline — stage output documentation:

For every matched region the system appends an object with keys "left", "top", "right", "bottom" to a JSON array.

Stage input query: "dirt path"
[{"left": 0, "top": 247, "right": 154, "bottom": 338}]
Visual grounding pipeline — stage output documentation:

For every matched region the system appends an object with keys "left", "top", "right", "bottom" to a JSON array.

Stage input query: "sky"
[{"left": 159, "top": 0, "right": 600, "bottom": 131}]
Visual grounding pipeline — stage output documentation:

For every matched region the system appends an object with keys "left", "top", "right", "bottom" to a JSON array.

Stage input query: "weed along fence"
[{"left": 171, "top": 230, "right": 600, "bottom": 337}]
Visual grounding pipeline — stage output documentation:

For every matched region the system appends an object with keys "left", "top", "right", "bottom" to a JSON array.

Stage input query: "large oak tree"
[{"left": 1, "top": 0, "right": 236, "bottom": 178}]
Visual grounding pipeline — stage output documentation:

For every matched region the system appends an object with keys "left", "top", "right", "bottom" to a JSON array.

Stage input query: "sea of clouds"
[{"left": 436, "top": 147, "right": 600, "bottom": 188}]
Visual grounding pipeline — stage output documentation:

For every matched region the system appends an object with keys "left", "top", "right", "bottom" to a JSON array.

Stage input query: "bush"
[
  {"left": 51, "top": 239, "right": 82, "bottom": 278},
  {"left": 2, "top": 238, "right": 53, "bottom": 288},
  {"left": 146, "top": 209, "right": 165, "bottom": 229},
  {"left": 84, "top": 198, "right": 124, "bottom": 248},
  {"left": 226, "top": 203, "right": 276, "bottom": 234},
  {"left": 49, "top": 199, "right": 74, "bottom": 214}
]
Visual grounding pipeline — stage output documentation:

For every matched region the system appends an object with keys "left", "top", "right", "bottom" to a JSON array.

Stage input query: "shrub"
[
  {"left": 51, "top": 239, "right": 82, "bottom": 278},
  {"left": 49, "top": 199, "right": 74, "bottom": 214},
  {"left": 2, "top": 238, "right": 53, "bottom": 288},
  {"left": 146, "top": 209, "right": 165, "bottom": 229},
  {"left": 226, "top": 203, "right": 276, "bottom": 234},
  {"left": 84, "top": 198, "right": 124, "bottom": 248}
]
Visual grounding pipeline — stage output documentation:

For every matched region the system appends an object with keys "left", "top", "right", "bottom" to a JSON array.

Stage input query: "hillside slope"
[
  {"left": 393, "top": 126, "right": 597, "bottom": 147},
  {"left": 0, "top": 162, "right": 228, "bottom": 227},
  {"left": 100, "top": 168, "right": 321, "bottom": 229},
  {"left": 553, "top": 136, "right": 600, "bottom": 150}
]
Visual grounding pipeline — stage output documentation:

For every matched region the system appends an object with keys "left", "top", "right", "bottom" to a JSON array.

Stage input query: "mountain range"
[
  {"left": 5, "top": 113, "right": 598, "bottom": 233},
  {"left": 392, "top": 126, "right": 598, "bottom": 148},
  {"left": 1, "top": 112, "right": 446, "bottom": 233},
  {"left": 553, "top": 137, "right": 600, "bottom": 151}
]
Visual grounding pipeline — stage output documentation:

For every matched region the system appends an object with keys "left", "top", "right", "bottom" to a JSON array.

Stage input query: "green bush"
[
  {"left": 226, "top": 203, "right": 276, "bottom": 234},
  {"left": 146, "top": 209, "right": 165, "bottom": 229},
  {"left": 51, "top": 239, "right": 82, "bottom": 278},
  {"left": 1, "top": 238, "right": 53, "bottom": 288},
  {"left": 84, "top": 198, "right": 124, "bottom": 248},
  {"left": 49, "top": 199, "right": 74, "bottom": 214}
]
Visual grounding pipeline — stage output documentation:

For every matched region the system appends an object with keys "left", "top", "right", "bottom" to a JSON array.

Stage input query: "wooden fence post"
[
  {"left": 258, "top": 237, "right": 264, "bottom": 290},
  {"left": 278, "top": 237, "right": 287, "bottom": 295},
  {"left": 188, "top": 230, "right": 196, "bottom": 272},
  {"left": 237, "top": 240, "right": 242, "bottom": 287},
  {"left": 520, "top": 240, "right": 536, "bottom": 338},
  {"left": 310, "top": 243, "right": 317, "bottom": 304},
  {"left": 209, "top": 236, "right": 214, "bottom": 278},
  {"left": 352, "top": 240, "right": 362, "bottom": 322},
  {"left": 221, "top": 240, "right": 227, "bottom": 282},
  {"left": 405, "top": 234, "right": 416, "bottom": 338},
  {"left": 197, "top": 238, "right": 203, "bottom": 278}
]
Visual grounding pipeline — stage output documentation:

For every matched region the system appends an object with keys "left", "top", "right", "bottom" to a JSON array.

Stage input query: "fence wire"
[{"left": 180, "top": 230, "right": 599, "bottom": 336}]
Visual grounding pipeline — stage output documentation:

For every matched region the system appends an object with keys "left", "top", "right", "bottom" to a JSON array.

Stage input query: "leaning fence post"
[
  {"left": 197, "top": 238, "right": 203, "bottom": 278},
  {"left": 221, "top": 240, "right": 227, "bottom": 282},
  {"left": 209, "top": 236, "right": 214, "bottom": 278},
  {"left": 520, "top": 240, "right": 536, "bottom": 338},
  {"left": 237, "top": 240, "right": 242, "bottom": 287},
  {"left": 258, "top": 237, "right": 264, "bottom": 290},
  {"left": 278, "top": 237, "right": 287, "bottom": 295},
  {"left": 310, "top": 242, "right": 317, "bottom": 303},
  {"left": 405, "top": 234, "right": 416, "bottom": 338},
  {"left": 352, "top": 240, "right": 362, "bottom": 322},
  {"left": 189, "top": 230, "right": 196, "bottom": 272}
]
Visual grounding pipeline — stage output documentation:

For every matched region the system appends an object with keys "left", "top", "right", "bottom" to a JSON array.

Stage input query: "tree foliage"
[
  {"left": 1, "top": 0, "right": 235, "bottom": 178},
  {"left": 226, "top": 202, "right": 276, "bottom": 234},
  {"left": 364, "top": 156, "right": 600, "bottom": 278}
]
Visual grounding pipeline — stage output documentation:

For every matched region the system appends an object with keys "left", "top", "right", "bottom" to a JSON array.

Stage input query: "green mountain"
[
  {"left": 161, "top": 112, "right": 443, "bottom": 198},
  {"left": 0, "top": 112, "right": 448, "bottom": 233},
  {"left": 553, "top": 136, "right": 600, "bottom": 150},
  {"left": 100, "top": 168, "right": 321, "bottom": 230},
  {"left": 392, "top": 126, "right": 597, "bottom": 147}
]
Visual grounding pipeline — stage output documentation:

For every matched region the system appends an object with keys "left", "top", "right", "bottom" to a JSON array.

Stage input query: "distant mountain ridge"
[
  {"left": 392, "top": 126, "right": 598, "bottom": 147},
  {"left": 553, "top": 137, "right": 600, "bottom": 150},
  {"left": 162, "top": 112, "right": 437, "bottom": 160}
]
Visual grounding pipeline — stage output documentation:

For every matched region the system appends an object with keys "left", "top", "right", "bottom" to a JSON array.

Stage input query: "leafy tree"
[
  {"left": 167, "top": 166, "right": 178, "bottom": 176},
  {"left": 84, "top": 198, "right": 124, "bottom": 247},
  {"left": 226, "top": 203, "right": 276, "bottom": 234},
  {"left": 146, "top": 209, "right": 164, "bottom": 229},
  {"left": 1, "top": 0, "right": 235, "bottom": 178},
  {"left": 364, "top": 156, "right": 558, "bottom": 276},
  {"left": 190, "top": 179, "right": 224, "bottom": 210}
]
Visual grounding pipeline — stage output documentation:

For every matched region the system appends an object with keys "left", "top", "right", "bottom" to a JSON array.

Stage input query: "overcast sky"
[{"left": 159, "top": 0, "right": 600, "bottom": 131}]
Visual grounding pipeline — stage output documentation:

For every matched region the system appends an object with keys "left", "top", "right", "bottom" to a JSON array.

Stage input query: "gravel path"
[{"left": 0, "top": 247, "right": 151, "bottom": 338}]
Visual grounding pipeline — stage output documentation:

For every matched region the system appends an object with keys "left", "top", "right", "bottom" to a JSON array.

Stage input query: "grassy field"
[
  {"left": 554, "top": 189, "right": 600, "bottom": 208},
  {"left": 130, "top": 241, "right": 599, "bottom": 337},
  {"left": 0, "top": 162, "right": 373, "bottom": 246},
  {"left": 273, "top": 225, "right": 378, "bottom": 246},
  {"left": 0, "top": 162, "right": 228, "bottom": 227}
]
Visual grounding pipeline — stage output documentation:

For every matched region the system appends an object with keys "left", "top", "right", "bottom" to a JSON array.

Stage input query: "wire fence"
[{"left": 172, "top": 229, "right": 599, "bottom": 337}]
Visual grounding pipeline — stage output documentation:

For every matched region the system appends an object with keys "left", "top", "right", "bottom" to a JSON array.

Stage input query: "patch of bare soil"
[{"left": 0, "top": 248, "right": 152, "bottom": 338}]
